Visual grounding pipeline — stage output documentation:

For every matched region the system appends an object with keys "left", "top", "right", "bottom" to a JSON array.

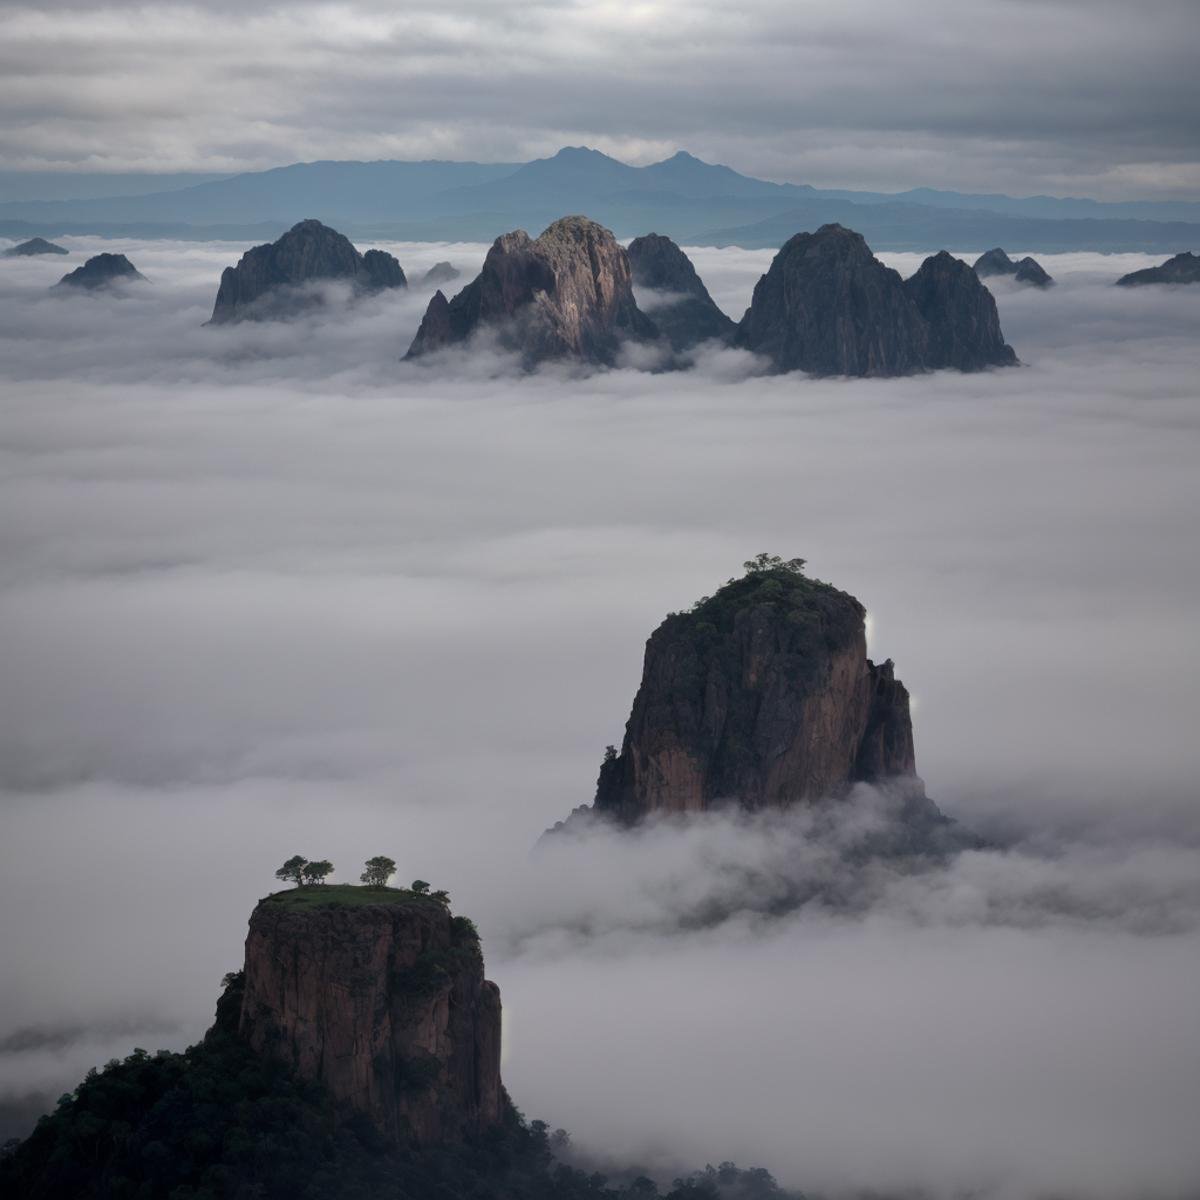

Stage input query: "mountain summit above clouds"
[
  {"left": 208, "top": 218, "right": 406, "bottom": 324},
  {"left": 406, "top": 215, "right": 657, "bottom": 366}
]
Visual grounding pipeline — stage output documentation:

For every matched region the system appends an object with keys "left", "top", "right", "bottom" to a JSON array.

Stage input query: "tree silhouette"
[
  {"left": 275, "top": 855, "right": 308, "bottom": 887},
  {"left": 301, "top": 860, "right": 334, "bottom": 885},
  {"left": 410, "top": 879, "right": 430, "bottom": 894},
  {"left": 360, "top": 855, "right": 396, "bottom": 888}
]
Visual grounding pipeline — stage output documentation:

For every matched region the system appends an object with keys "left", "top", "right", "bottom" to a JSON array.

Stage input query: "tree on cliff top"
[
  {"left": 275, "top": 855, "right": 308, "bottom": 887},
  {"left": 301, "top": 859, "right": 334, "bottom": 885},
  {"left": 360, "top": 855, "right": 396, "bottom": 888},
  {"left": 743, "top": 552, "right": 806, "bottom": 576}
]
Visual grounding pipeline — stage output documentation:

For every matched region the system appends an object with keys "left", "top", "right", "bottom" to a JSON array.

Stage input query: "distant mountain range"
[{"left": 2, "top": 147, "right": 1198, "bottom": 252}]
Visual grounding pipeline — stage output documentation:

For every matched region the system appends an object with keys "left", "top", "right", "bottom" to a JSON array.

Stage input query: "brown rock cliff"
[
  {"left": 238, "top": 895, "right": 504, "bottom": 1145},
  {"left": 593, "top": 560, "right": 922, "bottom": 823}
]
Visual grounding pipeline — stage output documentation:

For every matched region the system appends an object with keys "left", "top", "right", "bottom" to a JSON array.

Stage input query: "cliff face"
[
  {"left": 627, "top": 232, "right": 736, "bottom": 350},
  {"left": 54, "top": 252, "right": 145, "bottom": 290},
  {"left": 904, "top": 250, "right": 1018, "bottom": 370},
  {"left": 406, "top": 215, "right": 657, "bottom": 366},
  {"left": 209, "top": 218, "right": 406, "bottom": 323},
  {"left": 1116, "top": 251, "right": 1200, "bottom": 286},
  {"left": 238, "top": 895, "right": 503, "bottom": 1146},
  {"left": 734, "top": 225, "right": 929, "bottom": 376},
  {"left": 594, "top": 563, "right": 921, "bottom": 824},
  {"left": 734, "top": 227, "right": 1017, "bottom": 377}
]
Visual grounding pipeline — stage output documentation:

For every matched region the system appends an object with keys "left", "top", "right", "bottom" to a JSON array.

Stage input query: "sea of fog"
[{"left": 1, "top": 237, "right": 1199, "bottom": 1199}]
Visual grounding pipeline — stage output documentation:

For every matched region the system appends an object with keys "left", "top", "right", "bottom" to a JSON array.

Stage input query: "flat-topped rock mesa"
[
  {"left": 406, "top": 215, "right": 658, "bottom": 366},
  {"left": 209, "top": 218, "right": 407, "bottom": 324},
  {"left": 904, "top": 250, "right": 1017, "bottom": 370},
  {"left": 589, "top": 557, "right": 926, "bottom": 825},
  {"left": 54, "top": 252, "right": 146, "bottom": 290},
  {"left": 1116, "top": 250, "right": 1200, "bottom": 286},
  {"left": 420, "top": 260, "right": 461, "bottom": 287},
  {"left": 972, "top": 247, "right": 1053, "bottom": 287},
  {"left": 734, "top": 226, "right": 1017, "bottom": 376},
  {"left": 5, "top": 236, "right": 68, "bottom": 257},
  {"left": 239, "top": 889, "right": 504, "bottom": 1145},
  {"left": 626, "top": 232, "right": 736, "bottom": 350}
]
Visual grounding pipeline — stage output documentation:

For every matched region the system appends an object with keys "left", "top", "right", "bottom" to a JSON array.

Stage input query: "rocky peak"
[
  {"left": 971, "top": 247, "right": 1016, "bottom": 277},
  {"left": 973, "top": 247, "right": 1053, "bottom": 287},
  {"left": 238, "top": 889, "right": 504, "bottom": 1146},
  {"left": 208, "top": 218, "right": 406, "bottom": 324},
  {"left": 904, "top": 250, "right": 1018, "bottom": 370},
  {"left": 53, "top": 252, "right": 145, "bottom": 290},
  {"left": 406, "top": 215, "right": 657, "bottom": 366},
  {"left": 591, "top": 557, "right": 923, "bottom": 824},
  {"left": 4, "top": 236, "right": 68, "bottom": 257},
  {"left": 627, "top": 232, "right": 735, "bottom": 350},
  {"left": 734, "top": 224, "right": 929, "bottom": 376},
  {"left": 1013, "top": 256, "right": 1054, "bottom": 287},
  {"left": 420, "top": 260, "right": 461, "bottom": 287},
  {"left": 1116, "top": 250, "right": 1200, "bottom": 286}
]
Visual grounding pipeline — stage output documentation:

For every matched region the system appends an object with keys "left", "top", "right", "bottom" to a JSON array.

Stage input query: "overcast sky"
[{"left": 1, "top": 0, "right": 1198, "bottom": 198}]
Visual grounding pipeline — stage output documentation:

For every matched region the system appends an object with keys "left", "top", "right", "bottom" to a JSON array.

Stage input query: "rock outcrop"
[
  {"left": 1013, "top": 256, "right": 1054, "bottom": 287},
  {"left": 4, "top": 236, "right": 68, "bottom": 257},
  {"left": 238, "top": 891, "right": 503, "bottom": 1146},
  {"left": 734, "top": 227, "right": 1016, "bottom": 376},
  {"left": 972, "top": 247, "right": 1053, "bottom": 287},
  {"left": 972, "top": 247, "right": 1017, "bottom": 277},
  {"left": 626, "top": 233, "right": 735, "bottom": 350},
  {"left": 1116, "top": 251, "right": 1200, "bottom": 286},
  {"left": 405, "top": 215, "right": 657, "bottom": 366},
  {"left": 904, "top": 251, "right": 1018, "bottom": 370},
  {"left": 53, "top": 252, "right": 145, "bottom": 290},
  {"left": 209, "top": 218, "right": 406, "bottom": 324},
  {"left": 421, "top": 261, "right": 461, "bottom": 287},
  {"left": 589, "top": 557, "right": 925, "bottom": 824}
]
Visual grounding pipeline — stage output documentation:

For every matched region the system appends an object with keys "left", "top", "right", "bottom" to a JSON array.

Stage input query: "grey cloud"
[
  {"left": 2, "top": 240, "right": 1200, "bottom": 1195},
  {"left": 0, "top": 1, "right": 1198, "bottom": 196}
]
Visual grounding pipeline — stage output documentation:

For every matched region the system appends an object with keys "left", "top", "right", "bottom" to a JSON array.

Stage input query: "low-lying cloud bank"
[{"left": 1, "top": 240, "right": 1199, "bottom": 1197}]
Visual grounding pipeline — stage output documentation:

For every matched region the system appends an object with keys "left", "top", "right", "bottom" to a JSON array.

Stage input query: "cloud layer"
[
  {"left": 1, "top": 238, "right": 1199, "bottom": 1197},
  {"left": 1, "top": 1, "right": 1199, "bottom": 198}
]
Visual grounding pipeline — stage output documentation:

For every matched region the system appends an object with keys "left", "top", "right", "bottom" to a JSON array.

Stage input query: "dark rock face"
[
  {"left": 734, "top": 225, "right": 929, "bottom": 376},
  {"left": 591, "top": 561, "right": 923, "bottom": 824},
  {"left": 734, "top": 227, "right": 1017, "bottom": 376},
  {"left": 54, "top": 252, "right": 145, "bottom": 290},
  {"left": 626, "top": 232, "right": 735, "bottom": 350},
  {"left": 972, "top": 247, "right": 1016, "bottom": 277},
  {"left": 4, "top": 236, "right": 68, "bottom": 257},
  {"left": 362, "top": 247, "right": 407, "bottom": 291},
  {"left": 406, "top": 215, "right": 657, "bottom": 366},
  {"left": 974, "top": 248, "right": 1054, "bottom": 287},
  {"left": 1013, "top": 256, "right": 1054, "bottom": 287},
  {"left": 239, "top": 897, "right": 503, "bottom": 1146},
  {"left": 209, "top": 218, "right": 406, "bottom": 324},
  {"left": 1116, "top": 251, "right": 1200, "bottom": 286},
  {"left": 904, "top": 251, "right": 1018, "bottom": 370},
  {"left": 421, "top": 261, "right": 461, "bottom": 287}
]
